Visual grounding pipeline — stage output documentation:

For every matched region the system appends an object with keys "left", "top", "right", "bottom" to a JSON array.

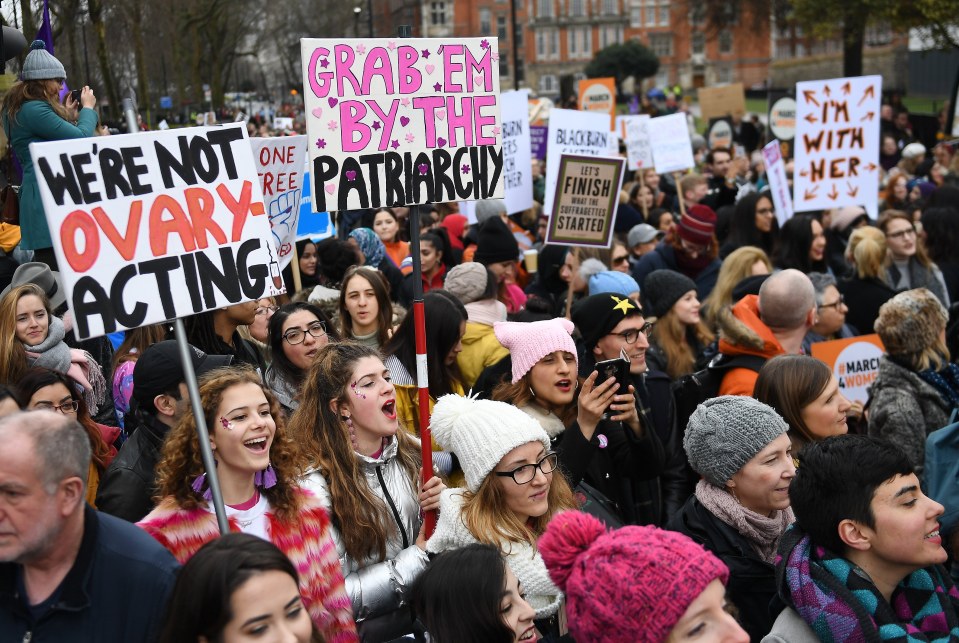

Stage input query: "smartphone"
[
  {"left": 594, "top": 355, "right": 630, "bottom": 396},
  {"left": 71, "top": 89, "right": 81, "bottom": 104}
]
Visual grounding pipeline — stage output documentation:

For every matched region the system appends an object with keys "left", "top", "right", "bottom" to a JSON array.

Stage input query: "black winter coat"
[
  {"left": 667, "top": 496, "right": 779, "bottom": 642},
  {"left": 95, "top": 411, "right": 168, "bottom": 523}
]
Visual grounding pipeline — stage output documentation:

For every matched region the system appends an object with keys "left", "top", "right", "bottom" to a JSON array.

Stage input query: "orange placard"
[
  {"left": 810, "top": 334, "right": 885, "bottom": 404},
  {"left": 578, "top": 77, "right": 617, "bottom": 129}
]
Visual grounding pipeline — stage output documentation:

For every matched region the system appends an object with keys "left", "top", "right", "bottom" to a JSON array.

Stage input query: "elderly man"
[{"left": 0, "top": 411, "right": 178, "bottom": 641}]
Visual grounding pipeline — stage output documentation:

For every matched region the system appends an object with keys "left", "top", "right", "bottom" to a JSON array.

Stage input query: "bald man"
[{"left": 716, "top": 269, "right": 817, "bottom": 396}]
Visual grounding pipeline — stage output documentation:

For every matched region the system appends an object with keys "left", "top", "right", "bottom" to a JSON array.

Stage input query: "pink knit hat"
[
  {"left": 493, "top": 318, "right": 577, "bottom": 383},
  {"left": 539, "top": 511, "right": 730, "bottom": 643}
]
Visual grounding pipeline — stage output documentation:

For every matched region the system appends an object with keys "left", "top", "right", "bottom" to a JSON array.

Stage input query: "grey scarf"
[
  {"left": 695, "top": 479, "right": 794, "bottom": 563},
  {"left": 24, "top": 314, "right": 72, "bottom": 372}
]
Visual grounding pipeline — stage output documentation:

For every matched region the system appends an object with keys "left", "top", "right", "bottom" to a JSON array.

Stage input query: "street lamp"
[{"left": 353, "top": 7, "right": 361, "bottom": 37}]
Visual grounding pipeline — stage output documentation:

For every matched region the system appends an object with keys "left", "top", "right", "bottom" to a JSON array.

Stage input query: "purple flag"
[{"left": 35, "top": 0, "right": 54, "bottom": 54}]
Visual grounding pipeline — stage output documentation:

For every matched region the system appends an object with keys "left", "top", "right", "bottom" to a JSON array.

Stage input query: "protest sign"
[
  {"left": 622, "top": 115, "right": 652, "bottom": 171},
  {"left": 31, "top": 123, "right": 279, "bottom": 340},
  {"left": 707, "top": 118, "right": 733, "bottom": 150},
  {"left": 794, "top": 75, "right": 882, "bottom": 218},
  {"left": 295, "top": 169, "right": 336, "bottom": 240},
  {"left": 698, "top": 83, "right": 746, "bottom": 121},
  {"left": 768, "top": 92, "right": 796, "bottom": 154},
  {"left": 500, "top": 90, "right": 534, "bottom": 214},
  {"left": 648, "top": 112, "right": 694, "bottom": 174},
  {"left": 546, "top": 153, "right": 625, "bottom": 248},
  {"left": 300, "top": 37, "right": 503, "bottom": 212},
  {"left": 543, "top": 108, "right": 615, "bottom": 213},
  {"left": 530, "top": 125, "right": 548, "bottom": 160},
  {"left": 251, "top": 136, "right": 307, "bottom": 268},
  {"left": 273, "top": 116, "right": 294, "bottom": 131},
  {"left": 810, "top": 334, "right": 885, "bottom": 405},
  {"left": 762, "top": 140, "right": 794, "bottom": 226},
  {"left": 578, "top": 77, "right": 617, "bottom": 129}
]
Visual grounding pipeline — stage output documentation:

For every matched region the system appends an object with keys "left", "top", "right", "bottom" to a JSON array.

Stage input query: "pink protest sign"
[{"left": 300, "top": 38, "right": 504, "bottom": 212}]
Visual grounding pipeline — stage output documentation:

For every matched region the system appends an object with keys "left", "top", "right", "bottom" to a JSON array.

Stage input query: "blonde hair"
[
  {"left": 845, "top": 227, "right": 887, "bottom": 280},
  {"left": 0, "top": 283, "right": 50, "bottom": 384},
  {"left": 649, "top": 309, "right": 715, "bottom": 379},
  {"left": 153, "top": 366, "right": 306, "bottom": 522},
  {"left": 702, "top": 246, "right": 772, "bottom": 328}
]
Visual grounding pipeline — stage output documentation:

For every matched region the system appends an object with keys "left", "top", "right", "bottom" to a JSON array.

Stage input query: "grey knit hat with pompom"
[{"left": 21, "top": 40, "right": 66, "bottom": 81}]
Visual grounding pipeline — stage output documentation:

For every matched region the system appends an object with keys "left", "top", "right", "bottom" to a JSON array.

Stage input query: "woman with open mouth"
[
  {"left": 426, "top": 394, "right": 577, "bottom": 642},
  {"left": 288, "top": 342, "right": 445, "bottom": 642},
  {"left": 138, "top": 366, "right": 358, "bottom": 643}
]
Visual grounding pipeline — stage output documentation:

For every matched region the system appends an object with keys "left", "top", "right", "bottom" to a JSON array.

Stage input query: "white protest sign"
[
  {"left": 622, "top": 115, "right": 652, "bottom": 171},
  {"left": 301, "top": 37, "right": 503, "bottom": 212},
  {"left": 762, "top": 140, "right": 794, "bottom": 226},
  {"left": 793, "top": 75, "right": 881, "bottom": 218},
  {"left": 500, "top": 90, "right": 534, "bottom": 215},
  {"left": 31, "top": 124, "right": 280, "bottom": 340},
  {"left": 544, "top": 108, "right": 614, "bottom": 213},
  {"left": 649, "top": 112, "right": 694, "bottom": 174},
  {"left": 273, "top": 116, "right": 294, "bottom": 131},
  {"left": 251, "top": 136, "right": 307, "bottom": 269}
]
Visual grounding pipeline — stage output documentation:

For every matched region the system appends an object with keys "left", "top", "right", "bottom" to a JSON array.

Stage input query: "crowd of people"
[{"left": 3, "top": 41, "right": 959, "bottom": 643}]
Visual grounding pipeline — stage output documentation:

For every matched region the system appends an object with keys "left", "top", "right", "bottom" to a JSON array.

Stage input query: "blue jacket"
[
  {"left": 5, "top": 100, "right": 98, "bottom": 250},
  {"left": 631, "top": 242, "right": 721, "bottom": 300},
  {"left": 0, "top": 505, "right": 179, "bottom": 642}
]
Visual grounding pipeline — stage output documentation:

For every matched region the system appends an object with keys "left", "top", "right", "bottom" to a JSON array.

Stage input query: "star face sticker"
[
  {"left": 610, "top": 295, "right": 636, "bottom": 315},
  {"left": 433, "top": 82, "right": 442, "bottom": 92}
]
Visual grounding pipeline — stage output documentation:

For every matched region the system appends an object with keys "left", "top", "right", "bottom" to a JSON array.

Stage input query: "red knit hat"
[
  {"left": 677, "top": 204, "right": 717, "bottom": 246},
  {"left": 539, "top": 511, "right": 729, "bottom": 643}
]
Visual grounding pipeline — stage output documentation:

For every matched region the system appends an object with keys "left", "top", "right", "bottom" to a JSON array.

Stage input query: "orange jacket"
[{"left": 716, "top": 295, "right": 785, "bottom": 396}]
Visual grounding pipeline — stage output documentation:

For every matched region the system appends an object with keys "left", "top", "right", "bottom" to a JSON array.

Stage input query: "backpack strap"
[{"left": 706, "top": 353, "right": 767, "bottom": 374}]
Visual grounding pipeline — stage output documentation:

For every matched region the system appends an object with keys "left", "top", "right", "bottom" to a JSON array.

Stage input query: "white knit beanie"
[{"left": 430, "top": 394, "right": 551, "bottom": 492}]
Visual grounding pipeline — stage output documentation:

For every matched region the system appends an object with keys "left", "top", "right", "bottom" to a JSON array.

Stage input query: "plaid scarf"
[{"left": 777, "top": 525, "right": 959, "bottom": 642}]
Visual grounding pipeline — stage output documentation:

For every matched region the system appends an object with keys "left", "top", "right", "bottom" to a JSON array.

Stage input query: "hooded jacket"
[
  {"left": 716, "top": 295, "right": 786, "bottom": 396},
  {"left": 301, "top": 437, "right": 428, "bottom": 642}
]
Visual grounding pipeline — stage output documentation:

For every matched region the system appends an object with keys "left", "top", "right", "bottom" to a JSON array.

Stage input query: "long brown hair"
[
  {"left": 461, "top": 458, "right": 576, "bottom": 549},
  {"left": 339, "top": 266, "right": 393, "bottom": 346},
  {"left": 492, "top": 375, "right": 578, "bottom": 427},
  {"left": 153, "top": 366, "right": 306, "bottom": 522},
  {"left": 2, "top": 78, "right": 72, "bottom": 127},
  {"left": 754, "top": 355, "right": 832, "bottom": 447},
  {"left": 285, "top": 341, "right": 420, "bottom": 562},
  {"left": 649, "top": 307, "right": 715, "bottom": 379},
  {"left": 0, "top": 283, "right": 50, "bottom": 385}
]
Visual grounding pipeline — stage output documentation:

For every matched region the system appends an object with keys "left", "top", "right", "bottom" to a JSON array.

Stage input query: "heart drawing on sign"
[
  {"left": 418, "top": 164, "right": 429, "bottom": 174},
  {"left": 400, "top": 116, "right": 411, "bottom": 127},
  {"left": 436, "top": 137, "right": 447, "bottom": 147},
  {"left": 311, "top": 107, "right": 323, "bottom": 118},
  {"left": 345, "top": 170, "right": 357, "bottom": 181},
  {"left": 436, "top": 109, "right": 446, "bottom": 120},
  {"left": 425, "top": 64, "right": 435, "bottom": 74},
  {"left": 328, "top": 97, "right": 338, "bottom": 107},
  {"left": 325, "top": 184, "right": 335, "bottom": 194}
]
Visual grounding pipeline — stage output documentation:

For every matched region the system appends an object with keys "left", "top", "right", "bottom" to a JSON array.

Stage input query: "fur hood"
[{"left": 716, "top": 295, "right": 784, "bottom": 359}]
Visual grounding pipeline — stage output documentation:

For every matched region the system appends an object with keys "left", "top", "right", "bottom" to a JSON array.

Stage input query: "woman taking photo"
[
  {"left": 668, "top": 395, "right": 795, "bottom": 641},
  {"left": 287, "top": 342, "right": 444, "bottom": 641},
  {"left": 265, "top": 302, "right": 339, "bottom": 416},
  {"left": 879, "top": 209, "right": 949, "bottom": 306},
  {"left": 754, "top": 354, "right": 853, "bottom": 455},
  {"left": 411, "top": 544, "right": 537, "bottom": 643},
  {"left": 426, "top": 394, "right": 577, "bottom": 638},
  {"left": 492, "top": 317, "right": 665, "bottom": 526},
  {"left": 774, "top": 214, "right": 828, "bottom": 274},
  {"left": 16, "top": 367, "right": 119, "bottom": 507},
  {"left": 0, "top": 283, "right": 107, "bottom": 414},
  {"left": 643, "top": 269, "right": 715, "bottom": 379},
  {"left": 138, "top": 366, "right": 357, "bottom": 642},
  {"left": 338, "top": 266, "right": 393, "bottom": 349},
  {"left": 2, "top": 41, "right": 97, "bottom": 265},
  {"left": 159, "top": 533, "right": 324, "bottom": 643},
  {"left": 539, "top": 510, "right": 749, "bottom": 643}
]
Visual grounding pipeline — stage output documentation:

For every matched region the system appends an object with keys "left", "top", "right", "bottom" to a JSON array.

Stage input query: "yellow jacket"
[{"left": 457, "top": 322, "right": 509, "bottom": 390}]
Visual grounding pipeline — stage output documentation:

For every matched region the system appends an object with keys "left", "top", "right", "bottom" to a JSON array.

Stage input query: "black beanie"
[
  {"left": 473, "top": 217, "right": 520, "bottom": 265},
  {"left": 571, "top": 292, "right": 643, "bottom": 350},
  {"left": 641, "top": 269, "right": 697, "bottom": 319}
]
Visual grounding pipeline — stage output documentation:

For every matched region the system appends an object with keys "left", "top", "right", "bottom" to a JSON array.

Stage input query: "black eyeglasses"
[
  {"left": 282, "top": 321, "right": 327, "bottom": 345},
  {"left": 494, "top": 452, "right": 559, "bottom": 485},
  {"left": 819, "top": 295, "right": 845, "bottom": 310},
  {"left": 255, "top": 305, "right": 279, "bottom": 316},
  {"left": 606, "top": 322, "right": 654, "bottom": 344},
  {"left": 34, "top": 400, "right": 79, "bottom": 414}
]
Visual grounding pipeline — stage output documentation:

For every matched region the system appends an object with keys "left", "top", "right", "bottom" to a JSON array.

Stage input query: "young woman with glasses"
[
  {"left": 15, "top": 367, "right": 120, "bottom": 507},
  {"left": 265, "top": 302, "right": 340, "bottom": 417},
  {"left": 426, "top": 394, "right": 576, "bottom": 641},
  {"left": 879, "top": 209, "right": 950, "bottom": 307},
  {"left": 491, "top": 317, "right": 665, "bottom": 527},
  {"left": 719, "top": 191, "right": 780, "bottom": 259}
]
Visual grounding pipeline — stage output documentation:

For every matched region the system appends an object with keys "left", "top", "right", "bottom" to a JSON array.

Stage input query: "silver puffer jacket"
[{"left": 302, "top": 437, "right": 428, "bottom": 642}]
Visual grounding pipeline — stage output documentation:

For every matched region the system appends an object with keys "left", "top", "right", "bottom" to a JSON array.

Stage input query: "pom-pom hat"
[
  {"left": 539, "top": 510, "right": 730, "bottom": 643},
  {"left": 21, "top": 40, "right": 66, "bottom": 81},
  {"left": 494, "top": 318, "right": 577, "bottom": 383},
  {"left": 430, "top": 394, "right": 551, "bottom": 492}
]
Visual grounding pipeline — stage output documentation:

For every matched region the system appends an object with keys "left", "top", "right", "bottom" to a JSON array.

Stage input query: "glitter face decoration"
[
  {"left": 350, "top": 380, "right": 366, "bottom": 399},
  {"left": 220, "top": 417, "right": 233, "bottom": 431}
]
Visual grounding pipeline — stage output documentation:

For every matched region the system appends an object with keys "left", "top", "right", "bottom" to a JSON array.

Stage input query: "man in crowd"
[
  {"left": 0, "top": 411, "right": 178, "bottom": 640},
  {"left": 95, "top": 341, "right": 231, "bottom": 522},
  {"left": 701, "top": 147, "right": 739, "bottom": 211}
]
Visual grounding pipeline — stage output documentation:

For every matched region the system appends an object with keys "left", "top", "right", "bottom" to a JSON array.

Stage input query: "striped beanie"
[{"left": 677, "top": 204, "right": 716, "bottom": 246}]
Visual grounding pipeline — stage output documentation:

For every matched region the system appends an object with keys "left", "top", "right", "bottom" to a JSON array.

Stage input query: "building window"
[
  {"left": 718, "top": 30, "right": 732, "bottom": 53},
  {"left": 649, "top": 32, "right": 672, "bottom": 57},
  {"left": 643, "top": 0, "right": 655, "bottom": 26},
  {"left": 655, "top": 68, "right": 669, "bottom": 88},
  {"left": 497, "top": 15, "right": 508, "bottom": 40},
  {"left": 536, "top": 27, "right": 560, "bottom": 59},
  {"left": 602, "top": 0, "right": 616, "bottom": 14},
  {"left": 550, "top": 28, "right": 560, "bottom": 57},
  {"left": 691, "top": 31, "right": 705, "bottom": 55},
  {"left": 569, "top": 26, "right": 591, "bottom": 58},
  {"left": 600, "top": 24, "right": 621, "bottom": 48},
  {"left": 571, "top": 0, "right": 585, "bottom": 17},
  {"left": 717, "top": 66, "right": 733, "bottom": 83},
  {"left": 540, "top": 74, "right": 558, "bottom": 93},
  {"left": 516, "top": 27, "right": 523, "bottom": 48},
  {"left": 516, "top": 59, "right": 525, "bottom": 82},
  {"left": 500, "top": 56, "right": 510, "bottom": 77},
  {"left": 689, "top": 0, "right": 704, "bottom": 26},
  {"left": 630, "top": 6, "right": 641, "bottom": 26},
  {"left": 538, "top": 0, "right": 553, "bottom": 17},
  {"left": 480, "top": 8, "right": 491, "bottom": 34},
  {"left": 430, "top": 1, "right": 446, "bottom": 25},
  {"left": 657, "top": 1, "right": 669, "bottom": 26}
]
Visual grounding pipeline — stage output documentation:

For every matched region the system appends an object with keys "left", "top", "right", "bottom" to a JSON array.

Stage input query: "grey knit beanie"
[
  {"left": 642, "top": 269, "right": 697, "bottom": 319},
  {"left": 21, "top": 40, "right": 66, "bottom": 81},
  {"left": 475, "top": 198, "right": 507, "bottom": 224},
  {"left": 683, "top": 396, "right": 789, "bottom": 487},
  {"left": 444, "top": 262, "right": 490, "bottom": 305}
]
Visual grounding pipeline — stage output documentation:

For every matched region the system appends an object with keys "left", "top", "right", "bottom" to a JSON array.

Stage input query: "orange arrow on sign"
[
  {"left": 847, "top": 181, "right": 858, "bottom": 197},
  {"left": 827, "top": 185, "right": 839, "bottom": 200},
  {"left": 864, "top": 163, "right": 877, "bottom": 171},
  {"left": 824, "top": 85, "right": 831, "bottom": 97},
  {"left": 805, "top": 113, "right": 817, "bottom": 123},
  {"left": 841, "top": 82, "right": 851, "bottom": 95},
  {"left": 861, "top": 112, "right": 875, "bottom": 121},
  {"left": 802, "top": 90, "right": 820, "bottom": 107},
  {"left": 858, "top": 85, "right": 875, "bottom": 106},
  {"left": 799, "top": 169, "right": 809, "bottom": 177},
  {"left": 804, "top": 185, "right": 820, "bottom": 200}
]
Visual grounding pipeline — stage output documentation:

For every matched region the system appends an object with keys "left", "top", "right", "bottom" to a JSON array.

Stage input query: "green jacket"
[{"left": 5, "top": 100, "right": 98, "bottom": 250}]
